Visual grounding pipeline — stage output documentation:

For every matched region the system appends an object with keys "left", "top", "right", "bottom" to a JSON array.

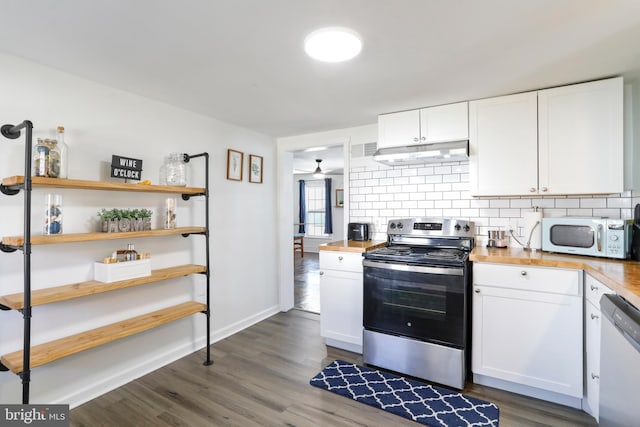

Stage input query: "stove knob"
[
  {"left": 463, "top": 225, "right": 471, "bottom": 232},
  {"left": 389, "top": 223, "right": 396, "bottom": 229},
  {"left": 454, "top": 224, "right": 461, "bottom": 231},
  {"left": 397, "top": 222, "right": 403, "bottom": 229}
]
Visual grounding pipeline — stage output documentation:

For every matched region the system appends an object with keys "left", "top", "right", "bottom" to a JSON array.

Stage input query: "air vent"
[{"left": 351, "top": 142, "right": 377, "bottom": 158}]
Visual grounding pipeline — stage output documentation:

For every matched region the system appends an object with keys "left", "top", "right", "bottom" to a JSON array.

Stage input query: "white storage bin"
[{"left": 94, "top": 259, "right": 151, "bottom": 283}]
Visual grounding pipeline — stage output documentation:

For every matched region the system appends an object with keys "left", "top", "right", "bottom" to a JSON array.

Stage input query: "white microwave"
[{"left": 542, "top": 217, "right": 632, "bottom": 259}]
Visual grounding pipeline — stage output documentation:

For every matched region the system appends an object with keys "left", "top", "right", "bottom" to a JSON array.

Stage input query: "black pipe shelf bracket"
[
  {"left": 0, "top": 303, "right": 11, "bottom": 311},
  {"left": 0, "top": 362, "right": 8, "bottom": 372},
  {"left": 0, "top": 243, "right": 18, "bottom": 253}
]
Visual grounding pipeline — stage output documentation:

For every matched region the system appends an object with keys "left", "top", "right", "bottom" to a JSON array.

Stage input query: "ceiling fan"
[{"left": 294, "top": 158, "right": 343, "bottom": 176}]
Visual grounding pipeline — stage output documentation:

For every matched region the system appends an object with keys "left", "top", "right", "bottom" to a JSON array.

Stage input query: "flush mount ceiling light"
[{"left": 304, "top": 27, "right": 362, "bottom": 62}]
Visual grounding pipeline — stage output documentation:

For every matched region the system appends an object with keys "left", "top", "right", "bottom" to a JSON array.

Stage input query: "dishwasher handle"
[{"left": 601, "top": 294, "right": 640, "bottom": 352}]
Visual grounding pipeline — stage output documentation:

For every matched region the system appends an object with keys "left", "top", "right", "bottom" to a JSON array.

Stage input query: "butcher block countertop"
[
  {"left": 318, "top": 240, "right": 387, "bottom": 253},
  {"left": 471, "top": 246, "right": 640, "bottom": 308}
]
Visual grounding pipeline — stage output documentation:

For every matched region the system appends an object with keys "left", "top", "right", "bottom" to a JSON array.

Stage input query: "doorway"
[{"left": 292, "top": 145, "right": 345, "bottom": 313}]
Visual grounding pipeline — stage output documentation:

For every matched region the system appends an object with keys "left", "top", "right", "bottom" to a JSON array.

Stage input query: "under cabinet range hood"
[{"left": 373, "top": 140, "right": 469, "bottom": 166}]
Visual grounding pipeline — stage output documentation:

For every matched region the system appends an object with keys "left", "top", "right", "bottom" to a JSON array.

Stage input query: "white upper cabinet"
[
  {"left": 538, "top": 77, "right": 623, "bottom": 195},
  {"left": 420, "top": 101, "right": 469, "bottom": 143},
  {"left": 469, "top": 77, "right": 623, "bottom": 196},
  {"left": 469, "top": 92, "right": 538, "bottom": 196},
  {"left": 378, "top": 102, "right": 468, "bottom": 149}
]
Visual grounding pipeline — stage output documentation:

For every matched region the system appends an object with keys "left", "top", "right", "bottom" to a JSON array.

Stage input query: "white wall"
[{"left": 0, "top": 54, "right": 279, "bottom": 406}]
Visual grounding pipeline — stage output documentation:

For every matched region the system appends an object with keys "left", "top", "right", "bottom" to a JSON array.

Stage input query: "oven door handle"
[{"left": 363, "top": 259, "right": 464, "bottom": 276}]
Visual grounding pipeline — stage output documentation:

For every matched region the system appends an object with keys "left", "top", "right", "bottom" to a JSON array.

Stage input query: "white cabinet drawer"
[
  {"left": 473, "top": 263, "right": 581, "bottom": 295},
  {"left": 319, "top": 251, "right": 363, "bottom": 273},
  {"left": 585, "top": 273, "right": 615, "bottom": 307}
]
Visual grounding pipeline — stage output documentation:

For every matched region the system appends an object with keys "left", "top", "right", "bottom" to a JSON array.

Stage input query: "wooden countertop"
[
  {"left": 470, "top": 246, "right": 640, "bottom": 308},
  {"left": 318, "top": 240, "right": 387, "bottom": 253}
]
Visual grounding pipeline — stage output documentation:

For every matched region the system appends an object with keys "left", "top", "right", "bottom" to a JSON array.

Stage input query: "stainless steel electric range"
[{"left": 362, "top": 217, "right": 475, "bottom": 390}]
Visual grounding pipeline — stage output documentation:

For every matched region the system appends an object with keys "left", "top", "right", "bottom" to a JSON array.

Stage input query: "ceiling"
[
  {"left": 1, "top": 1, "right": 640, "bottom": 141},
  {"left": 292, "top": 145, "right": 345, "bottom": 176}
]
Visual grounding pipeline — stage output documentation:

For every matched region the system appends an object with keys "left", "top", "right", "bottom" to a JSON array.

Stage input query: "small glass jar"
[
  {"left": 33, "top": 138, "right": 62, "bottom": 178},
  {"left": 44, "top": 194, "right": 63, "bottom": 235},
  {"left": 164, "top": 152, "right": 187, "bottom": 186}
]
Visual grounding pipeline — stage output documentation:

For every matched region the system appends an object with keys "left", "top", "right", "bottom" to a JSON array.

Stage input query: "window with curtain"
[{"left": 304, "top": 180, "right": 328, "bottom": 237}]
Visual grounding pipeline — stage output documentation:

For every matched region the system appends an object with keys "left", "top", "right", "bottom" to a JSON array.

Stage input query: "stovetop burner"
[{"left": 365, "top": 245, "right": 469, "bottom": 266}]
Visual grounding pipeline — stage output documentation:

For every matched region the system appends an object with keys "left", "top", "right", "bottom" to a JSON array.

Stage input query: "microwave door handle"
[{"left": 597, "top": 224, "right": 603, "bottom": 252}]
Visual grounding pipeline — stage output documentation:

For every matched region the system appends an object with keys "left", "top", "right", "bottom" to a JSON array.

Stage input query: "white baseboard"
[{"left": 59, "top": 304, "right": 281, "bottom": 409}]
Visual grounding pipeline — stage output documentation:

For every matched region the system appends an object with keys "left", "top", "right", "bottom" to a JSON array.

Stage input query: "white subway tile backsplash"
[
  {"left": 443, "top": 174, "right": 461, "bottom": 183},
  {"left": 489, "top": 199, "right": 510, "bottom": 208},
  {"left": 417, "top": 184, "right": 435, "bottom": 192},
  {"left": 417, "top": 200, "right": 435, "bottom": 209},
  {"left": 510, "top": 199, "right": 532, "bottom": 209},
  {"left": 417, "top": 166, "right": 435, "bottom": 176},
  {"left": 452, "top": 199, "right": 470, "bottom": 208},
  {"left": 425, "top": 208, "right": 444, "bottom": 217},
  {"left": 349, "top": 160, "right": 633, "bottom": 241},
  {"left": 470, "top": 199, "right": 490, "bottom": 208},
  {"left": 592, "top": 208, "right": 622, "bottom": 218},
  {"left": 434, "top": 183, "right": 452, "bottom": 192},
  {"left": 607, "top": 197, "right": 631, "bottom": 208},
  {"left": 555, "top": 198, "right": 580, "bottom": 208},
  {"left": 566, "top": 208, "right": 593, "bottom": 216},
  {"left": 580, "top": 198, "right": 607, "bottom": 208},
  {"left": 435, "top": 200, "right": 452, "bottom": 209},
  {"left": 499, "top": 209, "right": 521, "bottom": 218}
]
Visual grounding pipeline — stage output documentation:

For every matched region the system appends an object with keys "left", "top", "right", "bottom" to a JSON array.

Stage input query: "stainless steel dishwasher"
[{"left": 599, "top": 294, "right": 640, "bottom": 427}]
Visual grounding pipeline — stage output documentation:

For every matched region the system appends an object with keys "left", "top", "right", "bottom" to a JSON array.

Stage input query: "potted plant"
[{"left": 98, "top": 208, "right": 152, "bottom": 233}]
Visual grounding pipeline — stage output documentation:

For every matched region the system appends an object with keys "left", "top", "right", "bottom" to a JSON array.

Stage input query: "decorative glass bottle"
[
  {"left": 44, "top": 194, "right": 63, "bottom": 235},
  {"left": 56, "top": 126, "right": 69, "bottom": 179},
  {"left": 164, "top": 152, "right": 187, "bottom": 186}
]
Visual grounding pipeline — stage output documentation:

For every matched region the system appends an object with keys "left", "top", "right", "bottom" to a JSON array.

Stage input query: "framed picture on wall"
[
  {"left": 226, "top": 149, "right": 244, "bottom": 181},
  {"left": 249, "top": 154, "right": 263, "bottom": 183},
  {"left": 335, "top": 189, "right": 344, "bottom": 207}
]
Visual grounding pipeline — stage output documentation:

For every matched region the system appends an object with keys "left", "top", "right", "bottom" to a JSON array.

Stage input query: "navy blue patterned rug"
[{"left": 310, "top": 360, "right": 499, "bottom": 427}]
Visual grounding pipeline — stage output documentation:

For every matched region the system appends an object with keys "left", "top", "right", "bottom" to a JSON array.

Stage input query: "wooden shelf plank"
[
  {"left": 2, "top": 227, "right": 206, "bottom": 247},
  {"left": 0, "top": 301, "right": 206, "bottom": 373},
  {"left": 0, "top": 264, "right": 206, "bottom": 310},
  {"left": 2, "top": 176, "right": 205, "bottom": 195}
]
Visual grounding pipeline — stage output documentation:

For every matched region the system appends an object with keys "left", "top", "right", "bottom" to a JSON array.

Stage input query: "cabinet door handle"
[
  {"left": 521, "top": 271, "right": 527, "bottom": 276},
  {"left": 420, "top": 136, "right": 426, "bottom": 141},
  {"left": 474, "top": 288, "right": 480, "bottom": 294},
  {"left": 338, "top": 256, "right": 343, "bottom": 261},
  {"left": 591, "top": 373, "right": 599, "bottom": 380},
  {"left": 541, "top": 187, "right": 548, "bottom": 192},
  {"left": 529, "top": 187, "right": 536, "bottom": 193},
  {"left": 591, "top": 313, "right": 599, "bottom": 320},
  {"left": 590, "top": 284, "right": 599, "bottom": 291},
  {"left": 319, "top": 271, "right": 324, "bottom": 276},
  {"left": 413, "top": 137, "right": 419, "bottom": 142}
]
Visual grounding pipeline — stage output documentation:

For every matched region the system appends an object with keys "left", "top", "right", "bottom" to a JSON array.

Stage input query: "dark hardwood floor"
[
  {"left": 71, "top": 309, "right": 596, "bottom": 427},
  {"left": 294, "top": 252, "right": 320, "bottom": 313}
]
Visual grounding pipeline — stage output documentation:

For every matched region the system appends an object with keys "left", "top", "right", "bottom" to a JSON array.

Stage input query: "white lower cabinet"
[
  {"left": 472, "top": 263, "right": 583, "bottom": 405},
  {"left": 319, "top": 251, "right": 364, "bottom": 353},
  {"left": 583, "top": 274, "right": 615, "bottom": 421}
]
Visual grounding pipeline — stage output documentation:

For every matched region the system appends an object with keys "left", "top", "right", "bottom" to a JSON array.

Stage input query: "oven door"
[{"left": 363, "top": 259, "right": 467, "bottom": 348}]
